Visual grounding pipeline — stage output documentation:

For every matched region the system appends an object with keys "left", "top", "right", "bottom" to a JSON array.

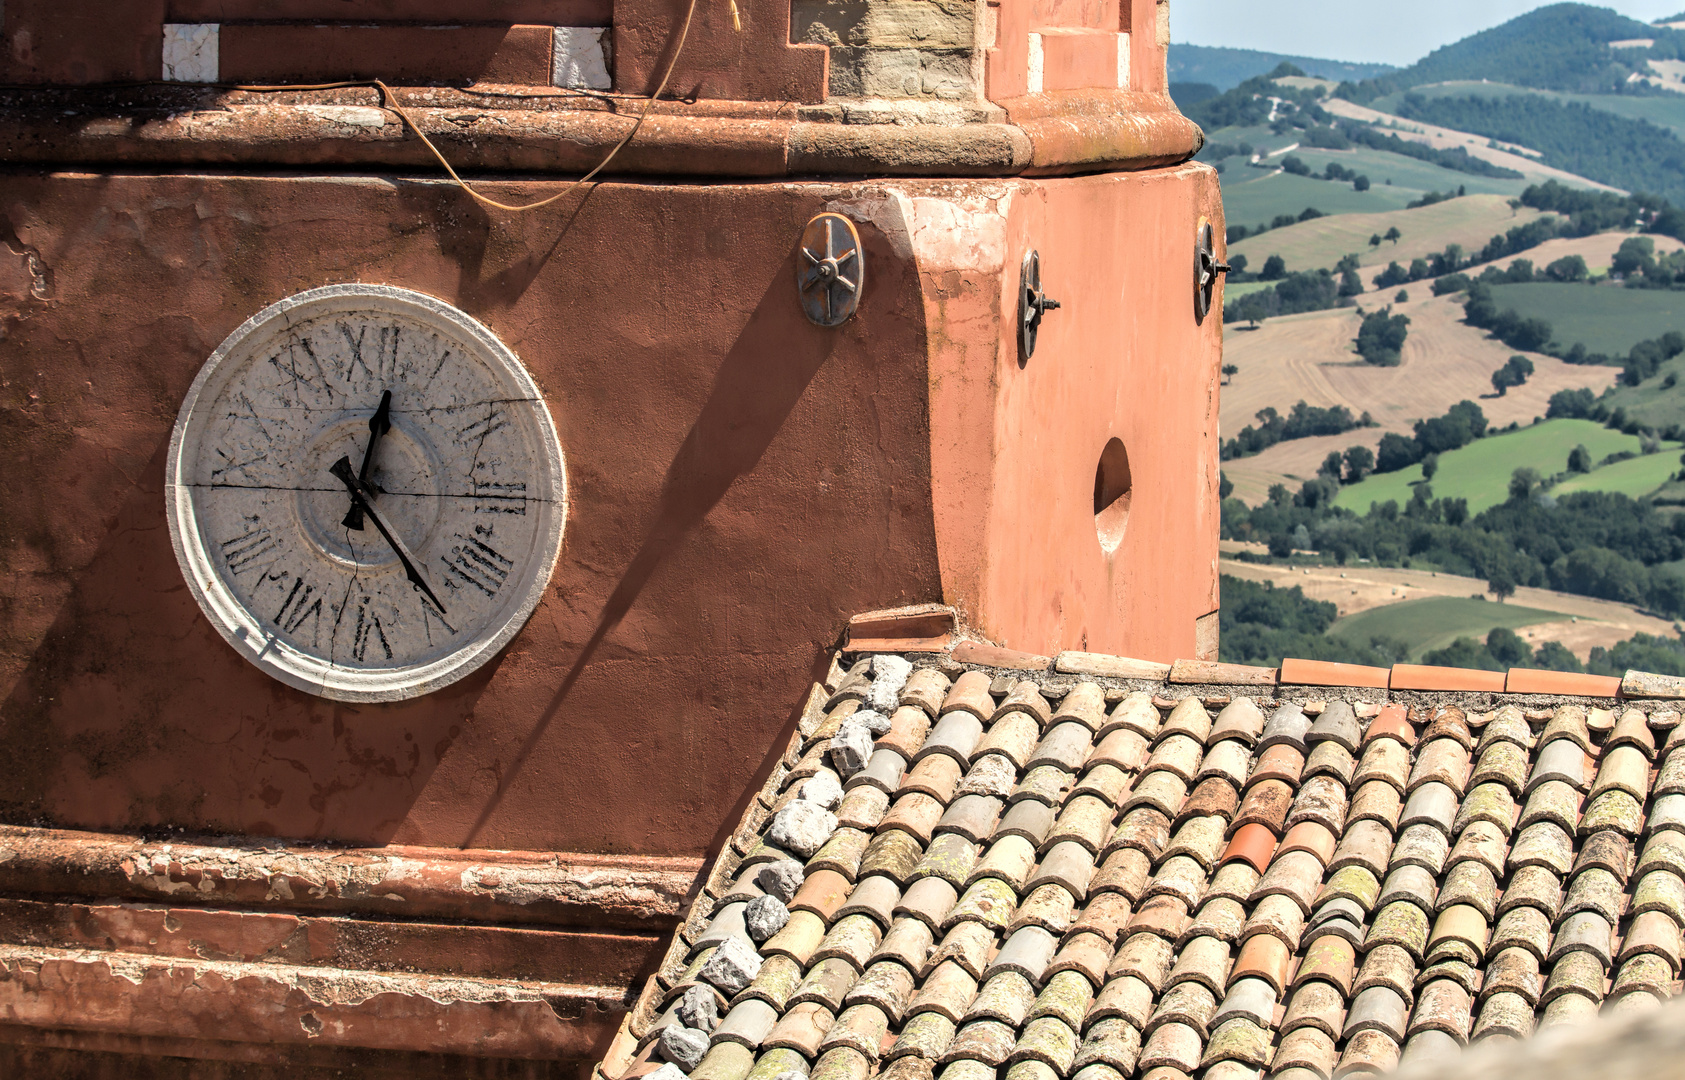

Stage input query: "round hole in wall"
[{"left": 1094, "top": 437, "right": 1133, "bottom": 555}]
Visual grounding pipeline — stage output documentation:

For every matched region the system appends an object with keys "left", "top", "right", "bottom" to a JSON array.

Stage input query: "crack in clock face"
[{"left": 168, "top": 287, "right": 565, "bottom": 700}]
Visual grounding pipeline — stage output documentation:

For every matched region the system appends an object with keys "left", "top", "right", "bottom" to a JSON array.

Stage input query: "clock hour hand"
[
  {"left": 342, "top": 389, "right": 392, "bottom": 531},
  {"left": 329, "top": 455, "right": 448, "bottom": 614}
]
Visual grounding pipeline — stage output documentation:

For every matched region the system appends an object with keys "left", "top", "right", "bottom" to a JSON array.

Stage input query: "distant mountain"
[
  {"left": 1168, "top": 44, "right": 1396, "bottom": 92},
  {"left": 1343, "top": 3, "right": 1675, "bottom": 100}
]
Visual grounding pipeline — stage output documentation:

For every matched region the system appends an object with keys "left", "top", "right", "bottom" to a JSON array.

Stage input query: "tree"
[
  {"left": 1491, "top": 354, "right": 1534, "bottom": 396},
  {"left": 1319, "top": 451, "right": 1345, "bottom": 480},
  {"left": 1385, "top": 226, "right": 1402, "bottom": 244},
  {"left": 1369, "top": 233, "right": 1383, "bottom": 248},
  {"left": 1568, "top": 444, "right": 1592, "bottom": 473},
  {"left": 1509, "top": 467, "right": 1541, "bottom": 502},
  {"left": 1339, "top": 268, "right": 1365, "bottom": 297},
  {"left": 1355, "top": 308, "right": 1411, "bottom": 366},
  {"left": 1544, "top": 254, "right": 1589, "bottom": 282},
  {"left": 1421, "top": 453, "right": 1439, "bottom": 481},
  {"left": 1488, "top": 565, "right": 1518, "bottom": 602},
  {"left": 1221, "top": 363, "right": 1239, "bottom": 383},
  {"left": 1219, "top": 471, "right": 1234, "bottom": 499},
  {"left": 1343, "top": 445, "right": 1375, "bottom": 484},
  {"left": 1354, "top": 175, "right": 1371, "bottom": 192},
  {"left": 1376, "top": 432, "right": 1421, "bottom": 473},
  {"left": 1395, "top": 290, "right": 1409, "bottom": 303},
  {"left": 1261, "top": 255, "right": 1287, "bottom": 281}
]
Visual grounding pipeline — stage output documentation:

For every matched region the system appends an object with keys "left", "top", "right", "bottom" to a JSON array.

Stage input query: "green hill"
[
  {"left": 1341, "top": 4, "right": 1666, "bottom": 98},
  {"left": 1333, "top": 419, "right": 1672, "bottom": 515},
  {"left": 1392, "top": 92, "right": 1685, "bottom": 204},
  {"left": 1374, "top": 82, "right": 1685, "bottom": 139},
  {"left": 1169, "top": 44, "right": 1397, "bottom": 91}
]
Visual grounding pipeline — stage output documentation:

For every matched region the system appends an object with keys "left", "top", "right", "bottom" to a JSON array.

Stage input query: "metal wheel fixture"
[
  {"left": 1019, "top": 249, "right": 1061, "bottom": 361},
  {"left": 1194, "top": 220, "right": 1232, "bottom": 324},
  {"left": 798, "top": 213, "right": 864, "bottom": 327}
]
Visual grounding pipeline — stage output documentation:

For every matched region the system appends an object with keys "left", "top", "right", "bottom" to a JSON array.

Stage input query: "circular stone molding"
[{"left": 165, "top": 284, "right": 567, "bottom": 702}]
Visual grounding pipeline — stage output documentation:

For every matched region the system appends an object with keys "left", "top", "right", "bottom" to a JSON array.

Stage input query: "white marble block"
[
  {"left": 552, "top": 27, "right": 611, "bottom": 90},
  {"left": 162, "top": 23, "right": 219, "bottom": 84}
]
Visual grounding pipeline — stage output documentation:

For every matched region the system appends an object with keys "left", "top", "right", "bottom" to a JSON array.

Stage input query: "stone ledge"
[
  {"left": 0, "top": 85, "right": 1200, "bottom": 177},
  {"left": 0, "top": 824, "right": 702, "bottom": 930}
]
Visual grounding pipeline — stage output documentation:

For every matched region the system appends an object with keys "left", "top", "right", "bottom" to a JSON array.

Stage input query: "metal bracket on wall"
[
  {"left": 1194, "top": 220, "right": 1231, "bottom": 324},
  {"left": 798, "top": 213, "right": 864, "bottom": 327},
  {"left": 1019, "top": 249, "right": 1061, "bottom": 362}
]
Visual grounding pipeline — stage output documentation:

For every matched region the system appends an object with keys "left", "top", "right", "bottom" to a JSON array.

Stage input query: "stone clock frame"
[{"left": 165, "top": 284, "right": 568, "bottom": 702}]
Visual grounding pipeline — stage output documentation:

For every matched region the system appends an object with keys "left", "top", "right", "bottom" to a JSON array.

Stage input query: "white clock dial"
[{"left": 165, "top": 285, "right": 567, "bottom": 702}]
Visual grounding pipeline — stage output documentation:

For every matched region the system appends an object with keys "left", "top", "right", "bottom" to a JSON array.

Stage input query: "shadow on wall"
[{"left": 462, "top": 246, "right": 843, "bottom": 846}]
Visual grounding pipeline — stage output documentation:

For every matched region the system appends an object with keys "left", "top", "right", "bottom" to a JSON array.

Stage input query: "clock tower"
[{"left": 0, "top": 0, "right": 1222, "bottom": 1073}]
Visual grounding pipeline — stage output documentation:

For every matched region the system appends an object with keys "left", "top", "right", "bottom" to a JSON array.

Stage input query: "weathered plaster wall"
[
  {"left": 0, "top": 172, "right": 942, "bottom": 855},
  {"left": 871, "top": 165, "right": 1224, "bottom": 662},
  {"left": 0, "top": 163, "right": 1217, "bottom": 841}
]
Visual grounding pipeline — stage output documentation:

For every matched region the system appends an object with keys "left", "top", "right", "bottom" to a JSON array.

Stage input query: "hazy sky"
[{"left": 1173, "top": 1, "right": 1685, "bottom": 66}]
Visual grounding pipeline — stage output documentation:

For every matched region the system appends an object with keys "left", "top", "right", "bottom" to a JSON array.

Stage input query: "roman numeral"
[
  {"left": 338, "top": 321, "right": 403, "bottom": 385},
  {"left": 275, "top": 577, "right": 323, "bottom": 638},
  {"left": 220, "top": 520, "right": 281, "bottom": 576},
  {"left": 421, "top": 597, "right": 458, "bottom": 645},
  {"left": 455, "top": 406, "right": 509, "bottom": 447},
  {"left": 350, "top": 599, "right": 393, "bottom": 662},
  {"left": 473, "top": 480, "right": 528, "bottom": 515},
  {"left": 268, "top": 338, "right": 332, "bottom": 400},
  {"left": 438, "top": 531, "right": 512, "bottom": 597}
]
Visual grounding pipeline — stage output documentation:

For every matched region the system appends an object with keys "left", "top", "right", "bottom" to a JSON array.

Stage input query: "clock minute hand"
[
  {"left": 329, "top": 456, "right": 448, "bottom": 615},
  {"left": 342, "top": 389, "right": 392, "bottom": 531}
]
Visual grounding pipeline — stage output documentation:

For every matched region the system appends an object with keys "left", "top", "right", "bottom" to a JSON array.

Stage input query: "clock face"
[{"left": 166, "top": 285, "right": 567, "bottom": 702}]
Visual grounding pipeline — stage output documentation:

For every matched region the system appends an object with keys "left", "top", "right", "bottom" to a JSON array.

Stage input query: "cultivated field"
[
  {"left": 1221, "top": 552, "right": 1679, "bottom": 659},
  {"left": 1486, "top": 281, "right": 1685, "bottom": 355},
  {"left": 1332, "top": 418, "right": 1670, "bottom": 514},
  {"left": 1219, "top": 293, "right": 1618, "bottom": 501},
  {"left": 1229, "top": 194, "right": 1546, "bottom": 278},
  {"left": 1332, "top": 596, "right": 1567, "bottom": 659}
]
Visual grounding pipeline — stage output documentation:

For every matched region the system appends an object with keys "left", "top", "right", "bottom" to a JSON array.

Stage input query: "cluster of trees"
[
  {"left": 1462, "top": 281, "right": 1553, "bottom": 351},
  {"left": 1491, "top": 354, "right": 1535, "bottom": 396},
  {"left": 1537, "top": 330, "right": 1685, "bottom": 390},
  {"left": 1373, "top": 400, "right": 1490, "bottom": 475},
  {"left": 1355, "top": 308, "right": 1411, "bottom": 365},
  {"left": 1221, "top": 401, "right": 1375, "bottom": 460},
  {"left": 1279, "top": 154, "right": 1373, "bottom": 191},
  {"left": 1352, "top": 129, "right": 1520, "bottom": 179},
  {"left": 1219, "top": 574, "right": 1685, "bottom": 675},
  {"left": 1392, "top": 95, "right": 1685, "bottom": 206},
  {"left": 1613, "top": 236, "right": 1685, "bottom": 289},
  {"left": 1223, "top": 475, "right": 1685, "bottom": 618},
  {"left": 1224, "top": 269, "right": 1344, "bottom": 324},
  {"left": 1416, "top": 627, "right": 1657, "bottom": 676},
  {"left": 1225, "top": 208, "right": 1326, "bottom": 246},
  {"left": 1218, "top": 576, "right": 1408, "bottom": 669},
  {"left": 1184, "top": 64, "right": 1332, "bottom": 133}
]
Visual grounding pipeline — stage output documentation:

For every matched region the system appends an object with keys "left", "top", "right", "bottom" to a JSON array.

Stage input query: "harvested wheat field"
[
  {"left": 1219, "top": 293, "right": 1618, "bottom": 502},
  {"left": 1488, "top": 230, "right": 1685, "bottom": 276}
]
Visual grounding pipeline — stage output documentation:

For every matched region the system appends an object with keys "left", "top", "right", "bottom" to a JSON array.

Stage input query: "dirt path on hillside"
[
  {"left": 1221, "top": 552, "right": 1678, "bottom": 660},
  {"left": 1219, "top": 295, "right": 1617, "bottom": 501}
]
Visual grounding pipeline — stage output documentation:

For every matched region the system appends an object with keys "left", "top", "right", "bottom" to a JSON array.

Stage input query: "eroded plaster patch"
[
  {"left": 553, "top": 27, "right": 612, "bottom": 90},
  {"left": 162, "top": 24, "right": 219, "bottom": 84}
]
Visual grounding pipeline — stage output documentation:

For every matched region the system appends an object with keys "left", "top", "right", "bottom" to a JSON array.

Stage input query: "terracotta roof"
[{"left": 601, "top": 641, "right": 1685, "bottom": 1080}]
